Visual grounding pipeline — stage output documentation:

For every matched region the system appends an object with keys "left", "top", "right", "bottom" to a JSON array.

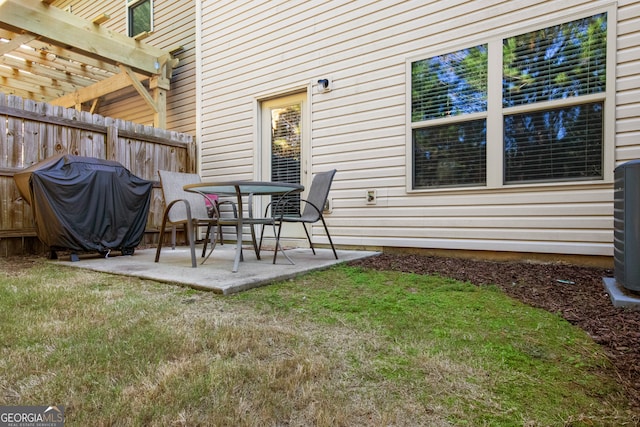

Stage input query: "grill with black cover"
[{"left": 14, "top": 154, "right": 152, "bottom": 260}]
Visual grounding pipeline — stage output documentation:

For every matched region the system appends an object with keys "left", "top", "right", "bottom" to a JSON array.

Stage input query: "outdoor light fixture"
[{"left": 317, "top": 78, "right": 331, "bottom": 93}]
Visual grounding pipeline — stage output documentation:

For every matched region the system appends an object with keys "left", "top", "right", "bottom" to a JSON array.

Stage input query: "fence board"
[
  {"left": 92, "top": 113, "right": 106, "bottom": 159},
  {"left": 0, "top": 93, "right": 194, "bottom": 256},
  {"left": 0, "top": 96, "right": 7, "bottom": 171},
  {"left": 41, "top": 102, "right": 56, "bottom": 159},
  {"left": 8, "top": 96, "right": 22, "bottom": 169},
  {"left": 23, "top": 100, "right": 40, "bottom": 167}
]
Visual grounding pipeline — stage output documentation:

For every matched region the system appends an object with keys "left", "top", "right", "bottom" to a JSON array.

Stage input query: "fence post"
[
  {"left": 106, "top": 124, "right": 118, "bottom": 161},
  {"left": 187, "top": 138, "right": 196, "bottom": 173}
]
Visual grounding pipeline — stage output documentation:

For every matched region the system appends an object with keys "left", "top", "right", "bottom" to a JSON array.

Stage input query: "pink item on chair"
[{"left": 204, "top": 193, "right": 218, "bottom": 217}]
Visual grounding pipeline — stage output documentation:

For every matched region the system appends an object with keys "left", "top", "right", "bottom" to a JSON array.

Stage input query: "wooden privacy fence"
[{"left": 0, "top": 94, "right": 195, "bottom": 256}]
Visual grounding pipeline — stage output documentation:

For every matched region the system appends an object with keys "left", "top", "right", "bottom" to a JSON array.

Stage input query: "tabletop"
[{"left": 184, "top": 180, "right": 304, "bottom": 196}]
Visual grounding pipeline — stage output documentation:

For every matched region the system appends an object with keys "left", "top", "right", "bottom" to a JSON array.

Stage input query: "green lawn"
[{"left": 0, "top": 258, "right": 636, "bottom": 426}]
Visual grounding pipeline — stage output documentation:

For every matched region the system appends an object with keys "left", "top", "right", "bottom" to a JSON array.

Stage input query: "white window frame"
[
  {"left": 405, "top": 4, "right": 617, "bottom": 193},
  {"left": 126, "top": 0, "right": 154, "bottom": 38}
]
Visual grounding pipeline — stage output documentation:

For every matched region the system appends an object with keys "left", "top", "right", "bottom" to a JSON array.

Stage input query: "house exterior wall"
[
  {"left": 51, "top": 0, "right": 197, "bottom": 135},
  {"left": 618, "top": 1, "right": 640, "bottom": 163},
  {"left": 197, "top": 0, "right": 640, "bottom": 259}
]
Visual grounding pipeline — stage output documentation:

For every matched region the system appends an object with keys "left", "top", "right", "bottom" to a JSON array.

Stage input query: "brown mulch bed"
[{"left": 348, "top": 253, "right": 640, "bottom": 410}]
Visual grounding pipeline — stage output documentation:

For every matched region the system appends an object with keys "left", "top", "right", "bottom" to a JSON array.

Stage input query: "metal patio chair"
[
  {"left": 154, "top": 170, "right": 236, "bottom": 267},
  {"left": 259, "top": 169, "right": 338, "bottom": 264}
]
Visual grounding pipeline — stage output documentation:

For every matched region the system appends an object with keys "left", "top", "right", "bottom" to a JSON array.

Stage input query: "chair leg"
[
  {"left": 202, "top": 223, "right": 211, "bottom": 258},
  {"left": 258, "top": 223, "right": 265, "bottom": 253},
  {"left": 183, "top": 223, "right": 190, "bottom": 246},
  {"left": 155, "top": 210, "right": 171, "bottom": 262},
  {"left": 186, "top": 222, "right": 197, "bottom": 268},
  {"left": 273, "top": 222, "right": 283, "bottom": 264},
  {"left": 301, "top": 223, "right": 315, "bottom": 255},
  {"left": 249, "top": 223, "right": 261, "bottom": 260},
  {"left": 272, "top": 221, "right": 294, "bottom": 265},
  {"left": 258, "top": 204, "right": 271, "bottom": 254},
  {"left": 215, "top": 201, "right": 228, "bottom": 245},
  {"left": 209, "top": 205, "right": 224, "bottom": 247},
  {"left": 320, "top": 216, "right": 338, "bottom": 259},
  {"left": 201, "top": 224, "right": 218, "bottom": 265}
]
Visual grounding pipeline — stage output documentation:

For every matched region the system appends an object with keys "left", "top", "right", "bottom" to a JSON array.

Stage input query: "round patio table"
[{"left": 184, "top": 181, "right": 304, "bottom": 272}]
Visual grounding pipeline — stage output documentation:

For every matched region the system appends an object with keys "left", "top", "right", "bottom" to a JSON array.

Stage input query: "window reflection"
[
  {"left": 410, "top": 12, "right": 607, "bottom": 189},
  {"left": 412, "top": 45, "right": 487, "bottom": 122},
  {"left": 504, "top": 103, "right": 603, "bottom": 183},
  {"left": 503, "top": 13, "right": 607, "bottom": 107},
  {"left": 413, "top": 120, "right": 487, "bottom": 188}
]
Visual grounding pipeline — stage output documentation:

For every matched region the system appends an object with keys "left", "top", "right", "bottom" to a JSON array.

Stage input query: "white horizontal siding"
[
  {"left": 199, "top": 0, "right": 639, "bottom": 258},
  {"left": 617, "top": 0, "right": 640, "bottom": 168}
]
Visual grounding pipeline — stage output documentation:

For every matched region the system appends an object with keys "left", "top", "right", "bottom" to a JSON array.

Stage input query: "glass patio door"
[{"left": 260, "top": 92, "right": 308, "bottom": 241}]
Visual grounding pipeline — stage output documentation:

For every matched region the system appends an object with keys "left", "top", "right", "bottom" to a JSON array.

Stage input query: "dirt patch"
[
  {"left": 349, "top": 253, "right": 640, "bottom": 411},
  {"left": 0, "top": 255, "right": 42, "bottom": 275}
]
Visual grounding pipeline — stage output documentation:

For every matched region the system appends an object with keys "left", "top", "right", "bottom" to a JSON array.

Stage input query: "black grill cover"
[{"left": 14, "top": 154, "right": 152, "bottom": 254}]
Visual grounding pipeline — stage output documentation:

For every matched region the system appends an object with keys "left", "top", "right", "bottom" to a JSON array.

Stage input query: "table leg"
[{"left": 232, "top": 185, "right": 243, "bottom": 273}]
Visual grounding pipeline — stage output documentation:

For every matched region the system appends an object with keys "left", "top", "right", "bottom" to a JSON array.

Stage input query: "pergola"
[{"left": 0, "top": 0, "right": 177, "bottom": 128}]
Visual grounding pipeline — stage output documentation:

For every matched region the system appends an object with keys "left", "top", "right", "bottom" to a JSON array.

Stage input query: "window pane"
[
  {"left": 129, "top": 0, "right": 151, "bottom": 37},
  {"left": 270, "top": 105, "right": 301, "bottom": 216},
  {"left": 503, "top": 13, "right": 607, "bottom": 107},
  {"left": 413, "top": 120, "right": 486, "bottom": 188},
  {"left": 504, "top": 102, "right": 603, "bottom": 183},
  {"left": 412, "top": 45, "right": 487, "bottom": 122}
]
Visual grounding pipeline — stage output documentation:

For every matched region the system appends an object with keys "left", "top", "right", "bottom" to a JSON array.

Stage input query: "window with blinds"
[
  {"left": 409, "top": 11, "right": 607, "bottom": 190},
  {"left": 411, "top": 45, "right": 488, "bottom": 189},
  {"left": 413, "top": 120, "right": 486, "bottom": 188},
  {"left": 503, "top": 13, "right": 607, "bottom": 184},
  {"left": 504, "top": 103, "right": 603, "bottom": 183},
  {"left": 412, "top": 45, "right": 487, "bottom": 121},
  {"left": 503, "top": 14, "right": 607, "bottom": 107}
]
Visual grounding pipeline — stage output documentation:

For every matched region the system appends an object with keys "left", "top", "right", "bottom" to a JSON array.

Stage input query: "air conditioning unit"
[{"left": 613, "top": 160, "right": 640, "bottom": 292}]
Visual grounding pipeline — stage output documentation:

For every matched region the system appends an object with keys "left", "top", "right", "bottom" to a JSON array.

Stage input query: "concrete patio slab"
[{"left": 54, "top": 245, "right": 380, "bottom": 294}]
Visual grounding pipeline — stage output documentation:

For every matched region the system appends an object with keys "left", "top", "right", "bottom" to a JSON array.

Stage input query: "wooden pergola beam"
[
  {"left": 50, "top": 70, "right": 150, "bottom": 108},
  {"left": 0, "top": 72, "right": 66, "bottom": 99},
  {"left": 0, "top": 52, "right": 99, "bottom": 88},
  {"left": 120, "top": 64, "right": 158, "bottom": 113},
  {"left": 0, "top": 29, "right": 121, "bottom": 75},
  {"left": 0, "top": 0, "right": 175, "bottom": 128},
  {"left": 0, "top": 32, "right": 36, "bottom": 55},
  {"left": 0, "top": 0, "right": 172, "bottom": 76},
  {"left": 91, "top": 13, "right": 110, "bottom": 25}
]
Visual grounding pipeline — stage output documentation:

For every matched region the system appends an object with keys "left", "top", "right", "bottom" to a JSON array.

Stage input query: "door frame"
[{"left": 253, "top": 85, "right": 312, "bottom": 242}]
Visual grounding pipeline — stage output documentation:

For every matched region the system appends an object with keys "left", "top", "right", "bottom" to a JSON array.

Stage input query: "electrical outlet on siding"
[
  {"left": 323, "top": 197, "right": 333, "bottom": 214},
  {"left": 366, "top": 189, "right": 377, "bottom": 204},
  {"left": 365, "top": 188, "right": 388, "bottom": 206}
]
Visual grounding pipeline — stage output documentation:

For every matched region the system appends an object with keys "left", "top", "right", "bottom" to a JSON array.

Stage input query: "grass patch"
[{"left": 0, "top": 259, "right": 636, "bottom": 426}]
